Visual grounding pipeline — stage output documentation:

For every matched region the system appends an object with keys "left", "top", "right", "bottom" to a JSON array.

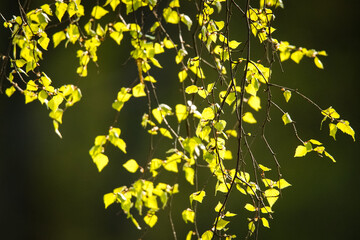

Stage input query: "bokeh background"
[{"left": 1, "top": 0, "right": 359, "bottom": 239}]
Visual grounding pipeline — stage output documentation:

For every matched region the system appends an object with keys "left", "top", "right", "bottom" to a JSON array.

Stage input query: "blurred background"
[{"left": 1, "top": 0, "right": 359, "bottom": 239}]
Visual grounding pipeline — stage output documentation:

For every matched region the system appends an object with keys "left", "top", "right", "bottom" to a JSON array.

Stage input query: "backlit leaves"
[
  {"left": 91, "top": 6, "right": 109, "bottom": 19},
  {"left": 123, "top": 159, "right": 139, "bottom": 173}
]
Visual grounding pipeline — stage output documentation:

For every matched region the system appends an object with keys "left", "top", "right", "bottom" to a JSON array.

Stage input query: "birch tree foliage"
[{"left": 0, "top": 0, "right": 355, "bottom": 239}]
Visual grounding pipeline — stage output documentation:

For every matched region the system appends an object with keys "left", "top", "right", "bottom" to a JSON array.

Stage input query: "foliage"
[{"left": 0, "top": 0, "right": 355, "bottom": 239}]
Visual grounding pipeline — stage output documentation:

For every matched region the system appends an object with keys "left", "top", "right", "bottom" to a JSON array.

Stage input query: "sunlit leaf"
[
  {"left": 201, "top": 230, "right": 213, "bottom": 240},
  {"left": 110, "top": 31, "right": 123, "bottom": 45},
  {"left": 190, "top": 190, "right": 205, "bottom": 206},
  {"left": 132, "top": 83, "right": 146, "bottom": 97},
  {"left": 314, "top": 57, "right": 324, "bottom": 69},
  {"left": 261, "top": 218, "right": 270, "bottom": 228},
  {"left": 185, "top": 85, "right": 198, "bottom": 94},
  {"left": 159, "top": 128, "right": 173, "bottom": 139},
  {"left": 324, "top": 151, "right": 336, "bottom": 163},
  {"left": 163, "top": 7, "right": 180, "bottom": 24},
  {"left": 93, "top": 153, "right": 109, "bottom": 172},
  {"left": 248, "top": 95, "right": 261, "bottom": 111},
  {"left": 264, "top": 188, "right": 279, "bottom": 207},
  {"left": 283, "top": 90, "right": 291, "bottom": 102},
  {"left": 275, "top": 179, "right": 291, "bottom": 189},
  {"left": 181, "top": 14, "right": 192, "bottom": 31},
  {"left": 55, "top": 2, "right": 67, "bottom": 22},
  {"left": 144, "top": 212, "right": 158, "bottom": 228},
  {"left": 182, "top": 208, "right": 195, "bottom": 223},
  {"left": 329, "top": 123, "right": 337, "bottom": 140},
  {"left": 248, "top": 221, "right": 255, "bottom": 234},
  {"left": 5, "top": 86, "right": 16, "bottom": 97},
  {"left": 216, "top": 218, "right": 229, "bottom": 230},
  {"left": 183, "top": 166, "right": 194, "bottom": 185},
  {"left": 91, "top": 6, "right": 109, "bottom": 19},
  {"left": 175, "top": 104, "right": 188, "bottom": 122},
  {"left": 281, "top": 112, "right": 292, "bottom": 125},
  {"left": 103, "top": 193, "right": 116, "bottom": 209},
  {"left": 123, "top": 159, "right": 139, "bottom": 173},
  {"left": 244, "top": 203, "right": 256, "bottom": 212},
  {"left": 290, "top": 51, "right": 304, "bottom": 64},
  {"left": 178, "top": 69, "right": 188, "bottom": 82},
  {"left": 259, "top": 164, "right": 271, "bottom": 171},
  {"left": 49, "top": 109, "right": 64, "bottom": 124},
  {"left": 201, "top": 107, "right": 215, "bottom": 120},
  {"left": 186, "top": 231, "right": 194, "bottom": 240},
  {"left": 243, "top": 112, "right": 257, "bottom": 124},
  {"left": 229, "top": 40, "right": 241, "bottom": 49},
  {"left": 294, "top": 145, "right": 307, "bottom": 157},
  {"left": 337, "top": 120, "right": 355, "bottom": 141}
]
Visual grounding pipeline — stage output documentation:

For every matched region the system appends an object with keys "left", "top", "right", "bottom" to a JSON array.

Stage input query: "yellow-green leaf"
[
  {"left": 49, "top": 109, "right": 64, "bottom": 124},
  {"left": 229, "top": 40, "right": 241, "bottom": 49},
  {"left": 283, "top": 90, "right": 291, "bottom": 102},
  {"left": 183, "top": 165, "right": 194, "bottom": 185},
  {"left": 178, "top": 69, "right": 188, "bottom": 82},
  {"left": 123, "top": 159, "right": 139, "bottom": 173},
  {"left": 55, "top": 2, "right": 68, "bottom": 22},
  {"left": 314, "top": 57, "right": 324, "bottom": 69},
  {"left": 144, "top": 212, "right": 158, "bottom": 228},
  {"left": 291, "top": 51, "right": 304, "bottom": 64},
  {"left": 104, "top": 193, "right": 116, "bottom": 209},
  {"left": 53, "top": 31, "right": 66, "bottom": 48},
  {"left": 244, "top": 203, "right": 256, "bottom": 212},
  {"left": 163, "top": 7, "right": 180, "bottom": 24},
  {"left": 110, "top": 31, "right": 123, "bottom": 45},
  {"left": 261, "top": 218, "right": 270, "bottom": 228},
  {"left": 182, "top": 208, "right": 195, "bottom": 223},
  {"left": 248, "top": 95, "right": 261, "bottom": 111},
  {"left": 243, "top": 112, "right": 257, "bottom": 124},
  {"left": 264, "top": 188, "right": 279, "bottom": 207},
  {"left": 294, "top": 145, "right": 307, "bottom": 157},
  {"left": 53, "top": 120, "right": 62, "bottom": 138},
  {"left": 186, "top": 231, "right": 194, "bottom": 240},
  {"left": 324, "top": 151, "right": 336, "bottom": 163},
  {"left": 321, "top": 106, "right": 340, "bottom": 119},
  {"left": 38, "top": 36, "right": 50, "bottom": 50},
  {"left": 216, "top": 218, "right": 229, "bottom": 230},
  {"left": 329, "top": 123, "right": 337, "bottom": 140},
  {"left": 185, "top": 85, "right": 198, "bottom": 94},
  {"left": 282, "top": 112, "right": 292, "bottom": 125},
  {"left": 5, "top": 86, "right": 16, "bottom": 97},
  {"left": 132, "top": 83, "right": 146, "bottom": 97},
  {"left": 159, "top": 128, "right": 173, "bottom": 139},
  {"left": 201, "top": 107, "right": 215, "bottom": 120},
  {"left": 93, "top": 153, "right": 109, "bottom": 172},
  {"left": 91, "top": 6, "right": 109, "bottom": 19},
  {"left": 201, "top": 230, "right": 213, "bottom": 240},
  {"left": 275, "top": 179, "right": 291, "bottom": 189},
  {"left": 337, "top": 120, "right": 355, "bottom": 141},
  {"left": 259, "top": 164, "right": 271, "bottom": 171},
  {"left": 175, "top": 104, "right": 188, "bottom": 122},
  {"left": 190, "top": 190, "right": 205, "bottom": 206}
]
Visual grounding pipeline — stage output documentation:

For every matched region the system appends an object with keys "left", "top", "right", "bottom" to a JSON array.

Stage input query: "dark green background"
[{"left": 1, "top": 1, "right": 359, "bottom": 239}]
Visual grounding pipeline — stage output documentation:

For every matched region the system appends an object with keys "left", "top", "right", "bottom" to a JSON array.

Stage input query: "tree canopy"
[{"left": 0, "top": 0, "right": 358, "bottom": 239}]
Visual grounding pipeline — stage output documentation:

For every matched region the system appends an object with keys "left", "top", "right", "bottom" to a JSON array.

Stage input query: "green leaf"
[
  {"left": 201, "top": 230, "right": 213, "bottom": 240},
  {"left": 144, "top": 212, "right": 158, "bottom": 228},
  {"left": 112, "top": 100, "right": 124, "bottom": 112},
  {"left": 93, "top": 153, "right": 109, "bottom": 172},
  {"left": 53, "top": 120, "right": 62, "bottom": 138},
  {"left": 175, "top": 104, "right": 188, "bottom": 122},
  {"left": 337, "top": 120, "right": 355, "bottom": 141},
  {"left": 248, "top": 221, "right": 255, "bottom": 234},
  {"left": 283, "top": 90, "right": 291, "bottom": 102},
  {"left": 281, "top": 112, "right": 292, "bottom": 125},
  {"left": 41, "top": 4, "right": 53, "bottom": 16},
  {"left": 159, "top": 128, "right": 173, "bottom": 139},
  {"left": 38, "top": 36, "right": 50, "bottom": 50},
  {"left": 103, "top": 193, "right": 116, "bottom": 209},
  {"left": 123, "top": 159, "right": 139, "bottom": 173},
  {"left": 185, "top": 85, "right": 198, "bottom": 94},
  {"left": 48, "top": 95, "right": 63, "bottom": 111},
  {"left": 132, "top": 83, "right": 146, "bottom": 97},
  {"left": 321, "top": 107, "right": 340, "bottom": 119},
  {"left": 68, "top": 24, "right": 80, "bottom": 44},
  {"left": 314, "top": 57, "right": 324, "bottom": 69},
  {"left": 242, "top": 112, "right": 257, "bottom": 124},
  {"left": 201, "top": 107, "right": 215, "bottom": 120},
  {"left": 55, "top": 2, "right": 67, "bottom": 22},
  {"left": 294, "top": 145, "right": 307, "bottom": 157},
  {"left": 182, "top": 208, "right": 195, "bottom": 223},
  {"left": 91, "top": 6, "right": 109, "bottom": 19},
  {"left": 163, "top": 7, "right": 180, "bottom": 24}
]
